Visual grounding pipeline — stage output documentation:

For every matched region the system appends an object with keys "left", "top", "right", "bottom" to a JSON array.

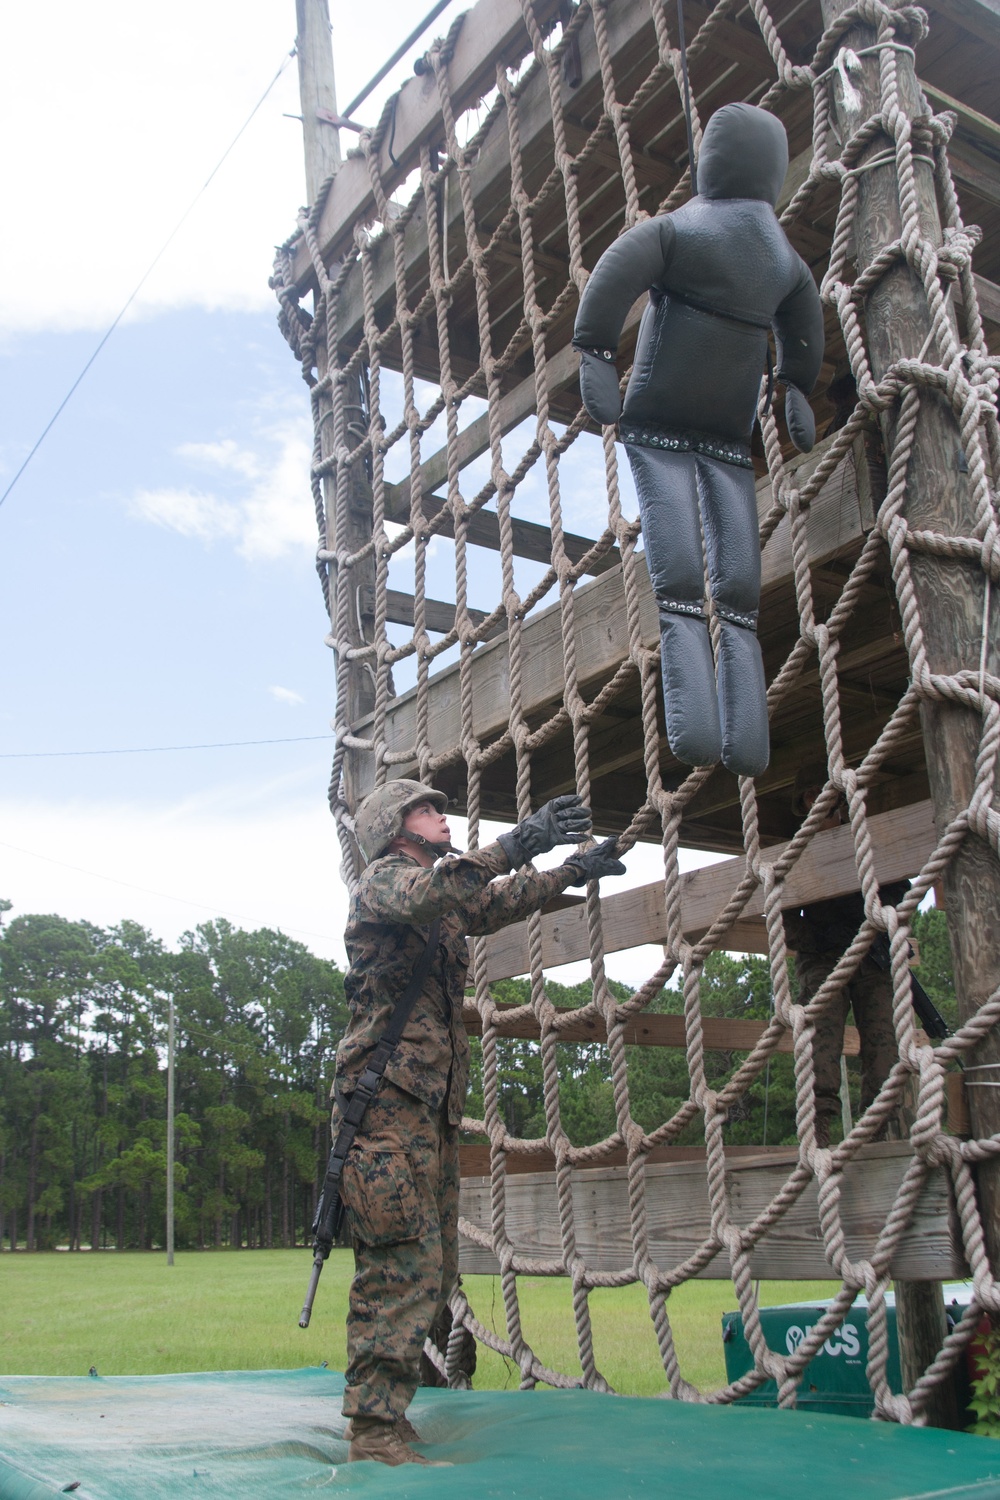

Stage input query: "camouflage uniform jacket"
[{"left": 337, "top": 840, "right": 574, "bottom": 1124}]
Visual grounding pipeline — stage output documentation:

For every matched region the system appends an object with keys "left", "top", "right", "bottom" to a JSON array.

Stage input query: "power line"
[
  {"left": 0, "top": 838, "right": 340, "bottom": 948},
  {"left": 1, "top": 733, "right": 333, "bottom": 760},
  {"left": 0, "top": 46, "right": 297, "bottom": 513}
]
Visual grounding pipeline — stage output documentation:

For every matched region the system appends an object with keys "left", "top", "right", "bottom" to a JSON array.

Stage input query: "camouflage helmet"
[{"left": 354, "top": 778, "right": 448, "bottom": 864}]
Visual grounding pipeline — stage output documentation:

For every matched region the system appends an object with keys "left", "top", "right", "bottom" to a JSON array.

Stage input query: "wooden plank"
[
  {"left": 360, "top": 586, "right": 486, "bottom": 635},
  {"left": 289, "top": 0, "right": 562, "bottom": 283},
  {"left": 314, "top": 0, "right": 662, "bottom": 351},
  {"left": 930, "top": 0, "right": 1000, "bottom": 48},
  {"left": 458, "top": 1141, "right": 967, "bottom": 1278},
  {"left": 459, "top": 1141, "right": 850, "bottom": 1178},
  {"left": 944, "top": 135, "right": 1000, "bottom": 209},
  {"left": 353, "top": 431, "right": 872, "bottom": 799},
  {"left": 384, "top": 477, "right": 619, "bottom": 577},
  {"left": 478, "top": 799, "right": 935, "bottom": 979},
  {"left": 920, "top": 77, "right": 1000, "bottom": 152},
  {"left": 971, "top": 274, "right": 1000, "bottom": 327},
  {"left": 462, "top": 1003, "right": 863, "bottom": 1054}
]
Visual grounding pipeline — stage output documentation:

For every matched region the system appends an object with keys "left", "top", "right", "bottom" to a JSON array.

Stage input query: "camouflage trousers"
[
  {"left": 795, "top": 953, "right": 898, "bottom": 1148},
  {"left": 335, "top": 1080, "right": 460, "bottom": 1422}
]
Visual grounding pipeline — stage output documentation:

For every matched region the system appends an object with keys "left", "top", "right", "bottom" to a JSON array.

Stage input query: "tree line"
[
  {"left": 0, "top": 907, "right": 348, "bottom": 1252},
  {"left": 0, "top": 901, "right": 956, "bottom": 1252}
]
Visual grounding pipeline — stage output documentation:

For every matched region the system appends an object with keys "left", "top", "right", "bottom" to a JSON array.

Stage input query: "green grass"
[{"left": 0, "top": 1249, "right": 838, "bottom": 1395}]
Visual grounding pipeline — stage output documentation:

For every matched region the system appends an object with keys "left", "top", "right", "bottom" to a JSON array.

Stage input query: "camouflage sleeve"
[
  {"left": 361, "top": 841, "right": 513, "bottom": 926},
  {"left": 461, "top": 864, "right": 576, "bottom": 936}
]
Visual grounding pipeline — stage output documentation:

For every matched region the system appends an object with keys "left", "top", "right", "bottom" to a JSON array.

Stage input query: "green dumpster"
[{"left": 722, "top": 1283, "right": 974, "bottom": 1418}]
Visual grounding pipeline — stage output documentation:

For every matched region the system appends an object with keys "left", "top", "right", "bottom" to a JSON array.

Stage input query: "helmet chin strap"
[{"left": 401, "top": 830, "right": 455, "bottom": 858}]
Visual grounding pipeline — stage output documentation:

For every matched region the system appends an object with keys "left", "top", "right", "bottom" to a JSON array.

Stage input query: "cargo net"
[{"left": 273, "top": 0, "right": 1000, "bottom": 1420}]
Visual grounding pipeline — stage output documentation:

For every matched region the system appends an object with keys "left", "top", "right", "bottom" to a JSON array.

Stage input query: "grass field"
[{"left": 0, "top": 1250, "right": 839, "bottom": 1395}]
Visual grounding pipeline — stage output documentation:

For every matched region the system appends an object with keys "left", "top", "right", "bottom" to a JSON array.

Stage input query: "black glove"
[
  {"left": 784, "top": 383, "right": 816, "bottom": 453},
  {"left": 577, "top": 347, "right": 623, "bottom": 425},
  {"left": 562, "top": 836, "right": 627, "bottom": 886},
  {"left": 497, "top": 794, "right": 592, "bottom": 867}
]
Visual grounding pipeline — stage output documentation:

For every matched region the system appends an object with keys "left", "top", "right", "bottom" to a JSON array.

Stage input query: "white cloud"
[
  {"left": 0, "top": 796, "right": 349, "bottom": 964},
  {"left": 239, "top": 420, "right": 316, "bottom": 561},
  {"left": 129, "top": 487, "right": 241, "bottom": 542},
  {"left": 0, "top": 0, "right": 473, "bottom": 335},
  {"left": 127, "top": 414, "right": 316, "bottom": 560},
  {"left": 178, "top": 440, "right": 262, "bottom": 480},
  {"left": 269, "top": 685, "right": 305, "bottom": 706}
]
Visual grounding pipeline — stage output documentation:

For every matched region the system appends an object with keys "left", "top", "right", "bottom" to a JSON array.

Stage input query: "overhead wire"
[
  {"left": 1, "top": 733, "right": 333, "bottom": 760},
  {"left": 0, "top": 45, "right": 298, "bottom": 512}
]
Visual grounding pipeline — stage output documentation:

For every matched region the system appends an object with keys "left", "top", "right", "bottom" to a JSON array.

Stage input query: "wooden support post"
[
  {"left": 821, "top": 0, "right": 1000, "bottom": 1424},
  {"left": 295, "top": 0, "right": 374, "bottom": 820},
  {"left": 295, "top": 0, "right": 341, "bottom": 202},
  {"left": 895, "top": 1281, "right": 961, "bottom": 1428}
]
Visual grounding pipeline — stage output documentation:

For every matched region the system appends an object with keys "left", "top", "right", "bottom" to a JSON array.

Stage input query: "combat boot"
[
  {"left": 346, "top": 1415, "right": 450, "bottom": 1466},
  {"left": 395, "top": 1415, "right": 422, "bottom": 1443}
]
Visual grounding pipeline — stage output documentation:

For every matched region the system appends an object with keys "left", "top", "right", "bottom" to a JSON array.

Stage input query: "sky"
[{"left": 0, "top": 0, "right": 704, "bottom": 986}]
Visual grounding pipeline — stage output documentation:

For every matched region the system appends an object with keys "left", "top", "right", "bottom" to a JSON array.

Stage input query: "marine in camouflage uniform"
[
  {"left": 784, "top": 885, "right": 909, "bottom": 1146},
  {"left": 334, "top": 779, "right": 625, "bottom": 1462},
  {"left": 782, "top": 766, "right": 908, "bottom": 1147}
]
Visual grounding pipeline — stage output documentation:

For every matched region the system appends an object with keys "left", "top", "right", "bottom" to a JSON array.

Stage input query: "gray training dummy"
[{"left": 573, "top": 103, "right": 824, "bottom": 777}]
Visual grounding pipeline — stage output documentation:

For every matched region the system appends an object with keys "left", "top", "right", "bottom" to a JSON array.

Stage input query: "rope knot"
[
  {"left": 937, "top": 225, "right": 981, "bottom": 280},
  {"left": 923, "top": 1129, "right": 960, "bottom": 1168}
]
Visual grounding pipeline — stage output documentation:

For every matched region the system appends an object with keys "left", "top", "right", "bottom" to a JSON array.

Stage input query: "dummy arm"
[
  {"left": 773, "top": 262, "right": 825, "bottom": 452},
  {"left": 573, "top": 216, "right": 676, "bottom": 425}
]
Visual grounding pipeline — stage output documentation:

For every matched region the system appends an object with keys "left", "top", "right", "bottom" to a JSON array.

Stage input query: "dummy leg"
[
  {"left": 697, "top": 455, "right": 768, "bottom": 776},
  {"left": 628, "top": 445, "right": 722, "bottom": 766}
]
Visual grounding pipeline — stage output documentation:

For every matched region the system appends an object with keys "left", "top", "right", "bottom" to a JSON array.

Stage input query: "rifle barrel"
[{"left": 299, "top": 1252, "right": 325, "bottom": 1329}]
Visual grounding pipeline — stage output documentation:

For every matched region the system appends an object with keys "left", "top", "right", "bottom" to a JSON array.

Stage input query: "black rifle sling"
[{"left": 315, "top": 917, "right": 442, "bottom": 1231}]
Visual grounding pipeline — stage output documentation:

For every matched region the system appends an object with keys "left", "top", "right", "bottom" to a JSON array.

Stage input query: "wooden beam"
[
  {"left": 920, "top": 78, "right": 1000, "bottom": 153},
  {"left": 945, "top": 136, "right": 1000, "bottom": 209},
  {"left": 459, "top": 1140, "right": 843, "bottom": 1176},
  {"left": 777, "top": 145, "right": 815, "bottom": 214},
  {"left": 360, "top": 585, "right": 488, "bottom": 635},
  {"left": 971, "top": 274, "right": 1000, "bottom": 328},
  {"left": 383, "top": 478, "right": 619, "bottom": 577},
  {"left": 462, "top": 1002, "right": 863, "bottom": 1054},
  {"left": 477, "top": 799, "right": 936, "bottom": 979},
  {"left": 302, "top": 0, "right": 662, "bottom": 337},
  {"left": 289, "top": 0, "right": 562, "bottom": 279},
  {"left": 353, "top": 431, "right": 873, "bottom": 800},
  {"left": 929, "top": 0, "right": 1000, "bottom": 49},
  {"left": 458, "top": 1141, "right": 967, "bottom": 1279}
]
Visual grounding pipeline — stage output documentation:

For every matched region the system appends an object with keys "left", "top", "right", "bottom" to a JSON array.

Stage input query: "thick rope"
[{"left": 271, "top": 0, "right": 1000, "bottom": 1414}]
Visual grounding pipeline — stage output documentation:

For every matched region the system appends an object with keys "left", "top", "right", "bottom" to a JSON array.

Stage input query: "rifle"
[
  {"left": 298, "top": 1086, "right": 367, "bottom": 1328},
  {"left": 868, "top": 931, "right": 949, "bottom": 1041},
  {"left": 298, "top": 917, "right": 441, "bottom": 1329}
]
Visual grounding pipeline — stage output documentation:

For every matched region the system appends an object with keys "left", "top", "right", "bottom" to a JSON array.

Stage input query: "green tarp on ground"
[{"left": 2, "top": 1367, "right": 999, "bottom": 1500}]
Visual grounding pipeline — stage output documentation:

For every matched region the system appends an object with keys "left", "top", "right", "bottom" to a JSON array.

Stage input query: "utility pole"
[
  {"left": 166, "top": 994, "right": 175, "bottom": 1266},
  {"left": 295, "top": 0, "right": 342, "bottom": 205},
  {"left": 820, "top": 0, "right": 1000, "bottom": 1427},
  {"left": 294, "top": 0, "right": 376, "bottom": 826}
]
